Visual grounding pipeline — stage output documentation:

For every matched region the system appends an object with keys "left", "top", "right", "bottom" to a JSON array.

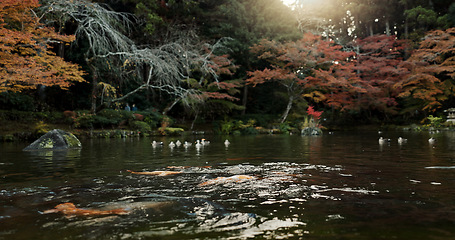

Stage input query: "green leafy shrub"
[
  {"left": 74, "top": 114, "right": 115, "bottom": 129},
  {"left": 74, "top": 113, "right": 95, "bottom": 129},
  {"left": 137, "top": 109, "right": 163, "bottom": 129},
  {"left": 279, "top": 122, "right": 291, "bottom": 133},
  {"left": 34, "top": 121, "right": 49, "bottom": 135},
  {"left": 236, "top": 119, "right": 258, "bottom": 134},
  {"left": 216, "top": 118, "right": 259, "bottom": 135},
  {"left": 0, "top": 110, "right": 64, "bottom": 123},
  {"left": 144, "top": 116, "right": 158, "bottom": 128},
  {"left": 0, "top": 92, "right": 35, "bottom": 111},
  {"left": 220, "top": 118, "right": 235, "bottom": 134},
  {"left": 300, "top": 116, "right": 310, "bottom": 129},
  {"left": 74, "top": 109, "right": 135, "bottom": 129},
  {"left": 0, "top": 110, "right": 36, "bottom": 122},
  {"left": 35, "top": 111, "right": 64, "bottom": 123},
  {"left": 130, "top": 121, "right": 152, "bottom": 132},
  {"left": 240, "top": 127, "right": 258, "bottom": 135},
  {"left": 98, "top": 109, "right": 132, "bottom": 123},
  {"left": 426, "top": 115, "right": 444, "bottom": 128},
  {"left": 235, "top": 114, "right": 275, "bottom": 128}
]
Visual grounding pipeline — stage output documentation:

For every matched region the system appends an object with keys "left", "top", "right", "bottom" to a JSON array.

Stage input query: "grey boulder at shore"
[{"left": 23, "top": 129, "right": 82, "bottom": 151}]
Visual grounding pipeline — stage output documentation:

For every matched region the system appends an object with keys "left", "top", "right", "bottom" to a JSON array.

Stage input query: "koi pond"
[{"left": 1, "top": 130, "right": 455, "bottom": 239}]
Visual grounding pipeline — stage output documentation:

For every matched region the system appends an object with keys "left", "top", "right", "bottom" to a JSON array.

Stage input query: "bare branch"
[
  {"left": 39, "top": 0, "right": 231, "bottom": 113},
  {"left": 43, "top": 0, "right": 134, "bottom": 56}
]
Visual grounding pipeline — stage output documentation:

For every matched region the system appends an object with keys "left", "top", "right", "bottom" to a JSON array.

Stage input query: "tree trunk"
[
  {"left": 87, "top": 60, "right": 98, "bottom": 114},
  {"left": 355, "top": 45, "right": 360, "bottom": 75},
  {"left": 191, "top": 111, "right": 198, "bottom": 130},
  {"left": 242, "top": 57, "right": 252, "bottom": 116},
  {"left": 404, "top": 20, "right": 408, "bottom": 39},
  {"left": 241, "top": 84, "right": 248, "bottom": 115},
  {"left": 162, "top": 97, "right": 181, "bottom": 116},
  {"left": 280, "top": 95, "right": 294, "bottom": 123},
  {"left": 403, "top": 2, "right": 410, "bottom": 58},
  {"left": 385, "top": 17, "right": 391, "bottom": 36}
]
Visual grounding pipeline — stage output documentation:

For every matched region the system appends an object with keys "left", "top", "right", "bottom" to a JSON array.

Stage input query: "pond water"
[{"left": 1, "top": 130, "right": 455, "bottom": 239}]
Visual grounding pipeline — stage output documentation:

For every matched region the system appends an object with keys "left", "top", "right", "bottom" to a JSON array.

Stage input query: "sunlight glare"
[
  {"left": 282, "top": 0, "right": 322, "bottom": 7},
  {"left": 281, "top": 0, "right": 296, "bottom": 7}
]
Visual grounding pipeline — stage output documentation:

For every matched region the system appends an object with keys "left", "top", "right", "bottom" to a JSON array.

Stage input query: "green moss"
[
  {"left": 165, "top": 127, "right": 184, "bottom": 135},
  {"left": 39, "top": 139, "right": 54, "bottom": 149},
  {"left": 63, "top": 132, "right": 82, "bottom": 148}
]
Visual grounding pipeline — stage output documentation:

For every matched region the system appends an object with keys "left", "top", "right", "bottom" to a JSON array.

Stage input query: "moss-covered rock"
[
  {"left": 23, "top": 129, "right": 82, "bottom": 151},
  {"left": 301, "top": 127, "right": 322, "bottom": 136}
]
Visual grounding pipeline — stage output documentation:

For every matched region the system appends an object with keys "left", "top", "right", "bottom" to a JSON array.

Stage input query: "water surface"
[{"left": 1, "top": 131, "right": 455, "bottom": 239}]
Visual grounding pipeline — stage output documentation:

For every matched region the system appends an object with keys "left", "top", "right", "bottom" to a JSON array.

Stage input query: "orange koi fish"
[
  {"left": 127, "top": 170, "right": 182, "bottom": 176},
  {"left": 43, "top": 202, "right": 128, "bottom": 216},
  {"left": 198, "top": 175, "right": 256, "bottom": 186}
]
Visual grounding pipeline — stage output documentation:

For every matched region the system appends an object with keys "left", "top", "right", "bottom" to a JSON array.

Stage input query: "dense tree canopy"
[
  {"left": 36, "top": 0, "right": 240, "bottom": 115},
  {"left": 395, "top": 27, "right": 455, "bottom": 113},
  {"left": 0, "top": 0, "right": 85, "bottom": 92},
  {"left": 2, "top": 0, "right": 455, "bottom": 127},
  {"left": 352, "top": 35, "right": 409, "bottom": 118},
  {"left": 247, "top": 33, "right": 363, "bottom": 122}
]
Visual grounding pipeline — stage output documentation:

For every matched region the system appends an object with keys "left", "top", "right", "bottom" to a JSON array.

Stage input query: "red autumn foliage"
[
  {"left": 188, "top": 49, "right": 240, "bottom": 103},
  {"left": 395, "top": 28, "right": 455, "bottom": 112},
  {"left": 353, "top": 35, "right": 409, "bottom": 115},
  {"left": 247, "top": 33, "right": 364, "bottom": 114},
  {"left": 133, "top": 113, "right": 144, "bottom": 121},
  {"left": 63, "top": 110, "right": 77, "bottom": 119},
  {"left": 202, "top": 92, "right": 239, "bottom": 101},
  {"left": 307, "top": 106, "right": 323, "bottom": 120}
]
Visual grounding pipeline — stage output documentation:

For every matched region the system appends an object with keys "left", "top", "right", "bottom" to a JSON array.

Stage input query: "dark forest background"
[{"left": 1, "top": 0, "right": 455, "bottom": 134}]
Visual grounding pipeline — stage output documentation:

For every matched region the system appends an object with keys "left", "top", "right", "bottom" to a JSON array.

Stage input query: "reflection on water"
[
  {"left": 1, "top": 148, "right": 80, "bottom": 183},
  {"left": 2, "top": 131, "right": 455, "bottom": 239}
]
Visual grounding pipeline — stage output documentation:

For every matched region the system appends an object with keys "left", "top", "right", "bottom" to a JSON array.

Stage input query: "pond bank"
[
  {"left": 0, "top": 127, "right": 305, "bottom": 143},
  {"left": 1, "top": 110, "right": 451, "bottom": 142},
  {"left": 4, "top": 124, "right": 453, "bottom": 143}
]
